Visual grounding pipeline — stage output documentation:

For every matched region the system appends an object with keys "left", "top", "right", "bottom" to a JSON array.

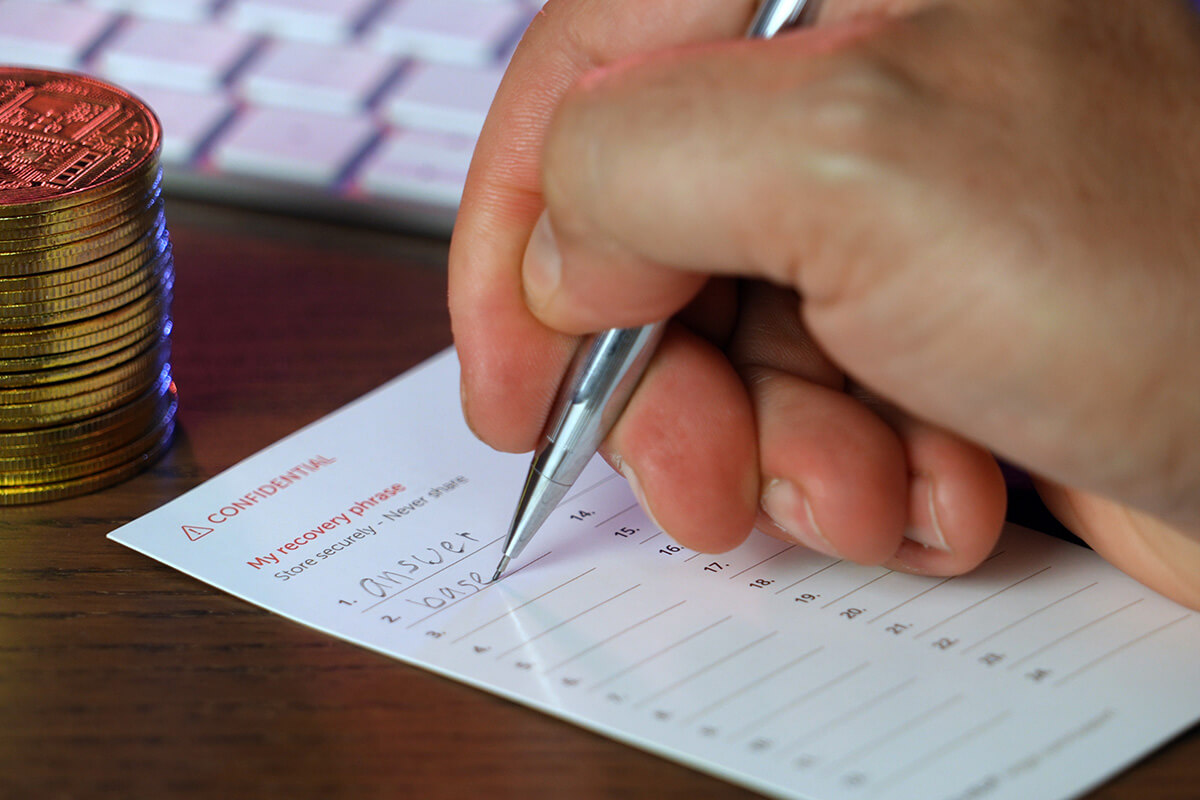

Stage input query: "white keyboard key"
[
  {"left": 382, "top": 62, "right": 502, "bottom": 137},
  {"left": 95, "top": 18, "right": 258, "bottom": 92},
  {"left": 239, "top": 40, "right": 397, "bottom": 116},
  {"left": 86, "top": 0, "right": 219, "bottom": 23},
  {"left": 356, "top": 130, "right": 471, "bottom": 207},
  {"left": 224, "top": 0, "right": 379, "bottom": 45},
  {"left": 370, "top": 0, "right": 529, "bottom": 67},
  {"left": 212, "top": 105, "right": 378, "bottom": 186},
  {"left": 0, "top": 0, "right": 114, "bottom": 70},
  {"left": 122, "top": 83, "right": 234, "bottom": 164}
]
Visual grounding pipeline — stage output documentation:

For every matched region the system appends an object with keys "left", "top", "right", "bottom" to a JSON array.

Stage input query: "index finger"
[{"left": 448, "top": 0, "right": 758, "bottom": 453}]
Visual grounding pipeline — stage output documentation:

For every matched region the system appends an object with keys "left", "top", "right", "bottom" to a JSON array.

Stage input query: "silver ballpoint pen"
[{"left": 491, "top": 0, "right": 813, "bottom": 582}]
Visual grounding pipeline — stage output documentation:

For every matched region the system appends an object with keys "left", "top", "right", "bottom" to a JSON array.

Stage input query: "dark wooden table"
[{"left": 2, "top": 200, "right": 1196, "bottom": 799}]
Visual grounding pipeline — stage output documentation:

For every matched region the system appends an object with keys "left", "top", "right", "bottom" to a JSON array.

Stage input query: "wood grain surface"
[{"left": 1, "top": 200, "right": 1195, "bottom": 800}]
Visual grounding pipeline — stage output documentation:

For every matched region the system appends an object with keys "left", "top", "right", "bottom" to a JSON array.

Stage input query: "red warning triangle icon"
[{"left": 182, "top": 525, "right": 214, "bottom": 541}]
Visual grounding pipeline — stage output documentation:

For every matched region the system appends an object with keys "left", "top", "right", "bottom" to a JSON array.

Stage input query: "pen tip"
[{"left": 491, "top": 555, "right": 510, "bottom": 583}]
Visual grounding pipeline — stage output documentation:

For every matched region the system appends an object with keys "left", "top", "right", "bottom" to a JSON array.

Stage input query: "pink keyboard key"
[
  {"left": 382, "top": 62, "right": 504, "bottom": 137},
  {"left": 0, "top": 1, "right": 114, "bottom": 70},
  {"left": 238, "top": 40, "right": 398, "bottom": 116},
  {"left": 369, "top": 0, "right": 529, "bottom": 67},
  {"left": 211, "top": 104, "right": 378, "bottom": 186},
  {"left": 223, "top": 0, "right": 381, "bottom": 45},
  {"left": 95, "top": 17, "right": 257, "bottom": 92}
]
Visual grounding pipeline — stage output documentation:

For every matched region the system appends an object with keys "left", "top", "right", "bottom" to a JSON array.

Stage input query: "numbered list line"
[
  {"left": 784, "top": 677, "right": 918, "bottom": 754},
  {"left": 1053, "top": 612, "right": 1193, "bottom": 686},
  {"left": 823, "top": 693, "right": 964, "bottom": 774},
  {"left": 450, "top": 567, "right": 596, "bottom": 644},
  {"left": 773, "top": 559, "right": 843, "bottom": 595},
  {"left": 960, "top": 581, "right": 1097, "bottom": 655},
  {"left": 728, "top": 544, "right": 796, "bottom": 580},
  {"left": 681, "top": 646, "right": 823, "bottom": 725},
  {"left": 545, "top": 600, "right": 687, "bottom": 673},
  {"left": 633, "top": 631, "right": 779, "bottom": 710},
  {"left": 1007, "top": 598, "right": 1143, "bottom": 671},
  {"left": 496, "top": 584, "right": 642, "bottom": 660},
  {"left": 873, "top": 710, "right": 1012, "bottom": 793},
  {"left": 730, "top": 659, "right": 867, "bottom": 740},
  {"left": 821, "top": 570, "right": 892, "bottom": 609},
  {"left": 590, "top": 615, "right": 733, "bottom": 691}
]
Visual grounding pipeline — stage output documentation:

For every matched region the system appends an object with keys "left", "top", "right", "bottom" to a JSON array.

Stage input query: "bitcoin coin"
[
  {"left": 0, "top": 69, "right": 161, "bottom": 213},
  {"left": 0, "top": 68, "right": 175, "bottom": 503}
]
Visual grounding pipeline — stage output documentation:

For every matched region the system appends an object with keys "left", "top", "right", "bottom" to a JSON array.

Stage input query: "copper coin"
[{"left": 0, "top": 68, "right": 161, "bottom": 215}]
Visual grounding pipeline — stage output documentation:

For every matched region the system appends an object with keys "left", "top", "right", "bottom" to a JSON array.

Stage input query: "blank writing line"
[
  {"left": 1007, "top": 598, "right": 1143, "bottom": 670},
  {"left": 961, "top": 581, "right": 1097, "bottom": 655},
  {"left": 592, "top": 502, "right": 640, "bottom": 530},
  {"left": 730, "top": 660, "right": 868, "bottom": 740},
  {"left": 545, "top": 600, "right": 687, "bottom": 673},
  {"left": 681, "top": 646, "right": 822, "bottom": 725},
  {"left": 590, "top": 616, "right": 732, "bottom": 691},
  {"left": 728, "top": 545, "right": 795, "bottom": 580},
  {"left": 821, "top": 570, "right": 892, "bottom": 609},
  {"left": 867, "top": 576, "right": 956, "bottom": 624},
  {"left": 773, "top": 559, "right": 843, "bottom": 595},
  {"left": 1054, "top": 613, "right": 1193, "bottom": 686},
  {"left": 824, "top": 693, "right": 964, "bottom": 773},
  {"left": 404, "top": 551, "right": 554, "bottom": 629},
  {"left": 450, "top": 568, "right": 596, "bottom": 644},
  {"left": 874, "top": 710, "right": 1011, "bottom": 792},
  {"left": 914, "top": 557, "right": 1045, "bottom": 640},
  {"left": 634, "top": 631, "right": 778, "bottom": 709},
  {"left": 786, "top": 677, "right": 917, "bottom": 752},
  {"left": 497, "top": 584, "right": 641, "bottom": 659},
  {"left": 562, "top": 473, "right": 619, "bottom": 506},
  {"left": 362, "top": 534, "right": 504, "bottom": 612}
]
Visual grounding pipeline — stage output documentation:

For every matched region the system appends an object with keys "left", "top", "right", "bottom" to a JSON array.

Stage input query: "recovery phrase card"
[{"left": 110, "top": 349, "right": 1200, "bottom": 800}]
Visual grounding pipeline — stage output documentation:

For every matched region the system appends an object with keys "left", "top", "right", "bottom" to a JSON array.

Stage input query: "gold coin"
[
  {"left": 0, "top": 274, "right": 170, "bottom": 357},
  {"left": 0, "top": 337, "right": 168, "bottom": 405},
  {"left": 0, "top": 356, "right": 168, "bottom": 430},
  {"left": 0, "top": 225, "right": 168, "bottom": 292},
  {"left": 0, "top": 396, "right": 175, "bottom": 483},
  {"left": 0, "top": 248, "right": 171, "bottom": 327},
  {"left": 0, "top": 302, "right": 169, "bottom": 371},
  {"left": 0, "top": 69, "right": 161, "bottom": 216},
  {"left": 0, "top": 391, "right": 176, "bottom": 505},
  {"left": 0, "top": 169, "right": 162, "bottom": 232},
  {"left": 0, "top": 327, "right": 165, "bottom": 388},
  {"left": 0, "top": 204, "right": 164, "bottom": 273},
  {"left": 0, "top": 370, "right": 172, "bottom": 457},
  {"left": 0, "top": 184, "right": 162, "bottom": 245}
]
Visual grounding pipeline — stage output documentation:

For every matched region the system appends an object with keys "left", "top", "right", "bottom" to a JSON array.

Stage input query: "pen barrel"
[
  {"left": 746, "top": 0, "right": 811, "bottom": 39},
  {"left": 532, "top": 321, "right": 667, "bottom": 489}
]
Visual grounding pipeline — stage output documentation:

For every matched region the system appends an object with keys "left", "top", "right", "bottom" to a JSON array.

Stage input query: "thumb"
[{"left": 524, "top": 13, "right": 900, "bottom": 333}]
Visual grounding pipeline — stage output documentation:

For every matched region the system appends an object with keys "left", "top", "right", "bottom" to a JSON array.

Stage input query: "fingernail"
[
  {"left": 616, "top": 456, "right": 665, "bottom": 532},
  {"left": 904, "top": 473, "right": 951, "bottom": 551},
  {"left": 761, "top": 480, "right": 840, "bottom": 557},
  {"left": 522, "top": 211, "right": 562, "bottom": 310}
]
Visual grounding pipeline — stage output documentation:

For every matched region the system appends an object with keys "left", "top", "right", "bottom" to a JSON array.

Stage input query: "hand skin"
[{"left": 448, "top": 0, "right": 1200, "bottom": 608}]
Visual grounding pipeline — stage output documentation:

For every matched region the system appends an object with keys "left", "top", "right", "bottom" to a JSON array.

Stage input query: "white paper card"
[{"left": 110, "top": 349, "right": 1200, "bottom": 800}]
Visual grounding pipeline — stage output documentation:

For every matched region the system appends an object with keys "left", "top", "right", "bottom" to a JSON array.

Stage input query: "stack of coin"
[{"left": 1, "top": 67, "right": 176, "bottom": 505}]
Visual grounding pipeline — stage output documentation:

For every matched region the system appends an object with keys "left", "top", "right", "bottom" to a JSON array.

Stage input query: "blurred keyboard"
[{"left": 0, "top": 0, "right": 544, "bottom": 235}]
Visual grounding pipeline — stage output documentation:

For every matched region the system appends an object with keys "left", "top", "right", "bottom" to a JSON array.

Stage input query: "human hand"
[{"left": 448, "top": 0, "right": 1200, "bottom": 608}]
